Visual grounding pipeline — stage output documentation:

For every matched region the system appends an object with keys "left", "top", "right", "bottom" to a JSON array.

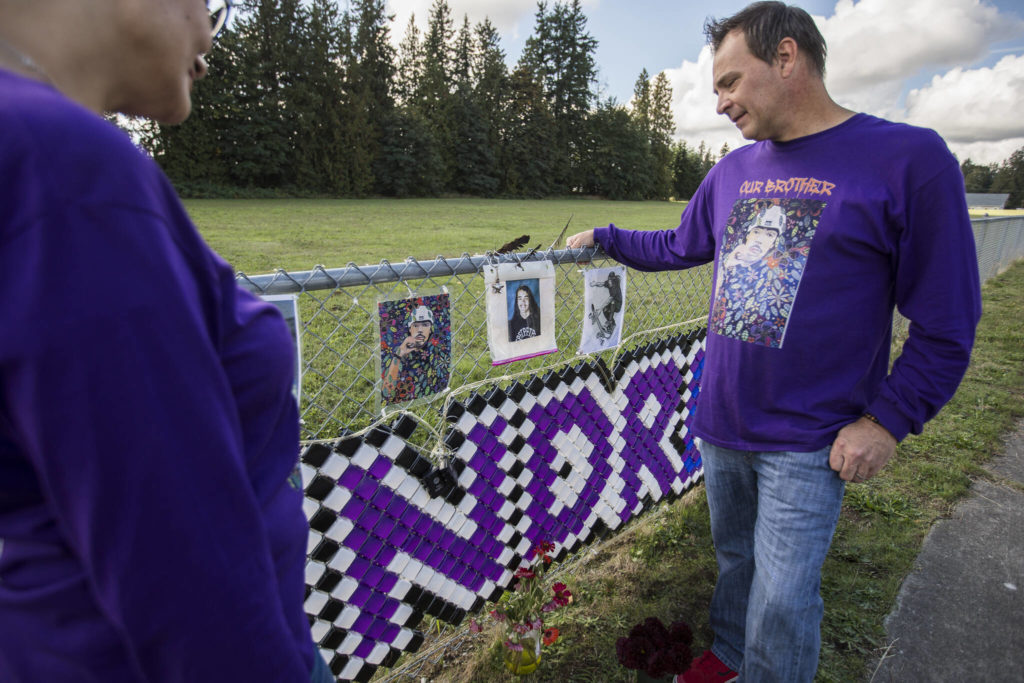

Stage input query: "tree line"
[
  {"left": 139, "top": 0, "right": 1024, "bottom": 206},
  {"left": 960, "top": 151, "right": 1024, "bottom": 209},
  {"left": 140, "top": 0, "right": 721, "bottom": 201}
]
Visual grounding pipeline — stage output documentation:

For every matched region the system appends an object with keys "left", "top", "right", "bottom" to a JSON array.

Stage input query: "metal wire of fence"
[{"left": 234, "top": 216, "right": 1023, "bottom": 681}]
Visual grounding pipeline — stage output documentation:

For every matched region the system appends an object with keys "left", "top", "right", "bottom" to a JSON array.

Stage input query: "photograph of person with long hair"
[{"left": 507, "top": 280, "right": 542, "bottom": 342}]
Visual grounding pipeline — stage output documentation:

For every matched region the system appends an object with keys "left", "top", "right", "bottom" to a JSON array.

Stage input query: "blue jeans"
[
  {"left": 700, "top": 440, "right": 845, "bottom": 683},
  {"left": 310, "top": 650, "right": 335, "bottom": 683}
]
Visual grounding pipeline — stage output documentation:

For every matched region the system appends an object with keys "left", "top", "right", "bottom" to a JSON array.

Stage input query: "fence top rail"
[
  {"left": 971, "top": 215, "right": 1024, "bottom": 223},
  {"left": 235, "top": 247, "right": 609, "bottom": 294}
]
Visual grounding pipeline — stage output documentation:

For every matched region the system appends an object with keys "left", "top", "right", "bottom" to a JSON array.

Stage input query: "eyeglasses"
[{"left": 207, "top": 0, "right": 233, "bottom": 40}]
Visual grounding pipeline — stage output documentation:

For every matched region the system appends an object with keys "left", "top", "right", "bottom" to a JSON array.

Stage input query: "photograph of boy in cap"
[{"left": 379, "top": 296, "right": 451, "bottom": 404}]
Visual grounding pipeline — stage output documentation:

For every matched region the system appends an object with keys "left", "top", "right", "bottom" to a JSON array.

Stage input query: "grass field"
[
  {"left": 183, "top": 197, "right": 1023, "bottom": 277},
  {"left": 183, "top": 198, "right": 692, "bottom": 274},
  {"left": 185, "top": 200, "right": 1023, "bottom": 682}
]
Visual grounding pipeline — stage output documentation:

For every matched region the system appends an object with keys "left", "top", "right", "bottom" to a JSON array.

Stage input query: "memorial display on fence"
[
  {"left": 299, "top": 330, "right": 707, "bottom": 681},
  {"left": 260, "top": 293, "right": 303, "bottom": 401},
  {"left": 578, "top": 265, "right": 627, "bottom": 355},
  {"left": 483, "top": 261, "right": 558, "bottom": 365},
  {"left": 378, "top": 294, "right": 452, "bottom": 405}
]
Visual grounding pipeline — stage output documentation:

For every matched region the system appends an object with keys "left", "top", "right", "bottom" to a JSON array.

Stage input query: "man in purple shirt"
[{"left": 568, "top": 3, "right": 980, "bottom": 681}]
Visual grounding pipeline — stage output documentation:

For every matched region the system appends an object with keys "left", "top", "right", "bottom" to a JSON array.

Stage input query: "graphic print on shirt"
[{"left": 710, "top": 197, "right": 825, "bottom": 348}]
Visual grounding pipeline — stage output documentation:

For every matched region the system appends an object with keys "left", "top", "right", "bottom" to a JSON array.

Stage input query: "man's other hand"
[{"left": 829, "top": 417, "right": 897, "bottom": 483}]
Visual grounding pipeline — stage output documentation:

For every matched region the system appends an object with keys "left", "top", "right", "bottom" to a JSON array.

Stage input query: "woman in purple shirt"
[{"left": 0, "top": 1, "right": 330, "bottom": 680}]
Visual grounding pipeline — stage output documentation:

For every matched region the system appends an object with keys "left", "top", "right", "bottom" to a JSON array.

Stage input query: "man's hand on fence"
[{"left": 566, "top": 230, "right": 596, "bottom": 249}]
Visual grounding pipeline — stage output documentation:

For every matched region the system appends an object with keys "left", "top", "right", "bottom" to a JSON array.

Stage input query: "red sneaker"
[{"left": 675, "top": 650, "right": 739, "bottom": 683}]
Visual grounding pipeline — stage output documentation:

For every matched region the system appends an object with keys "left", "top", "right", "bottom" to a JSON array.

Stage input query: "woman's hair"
[{"left": 704, "top": 1, "right": 827, "bottom": 77}]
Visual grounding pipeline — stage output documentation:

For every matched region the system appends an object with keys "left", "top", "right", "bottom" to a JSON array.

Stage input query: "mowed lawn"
[{"left": 183, "top": 198, "right": 691, "bottom": 275}]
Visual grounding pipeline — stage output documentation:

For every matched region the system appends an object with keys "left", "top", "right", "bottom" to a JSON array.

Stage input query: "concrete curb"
[{"left": 869, "top": 421, "right": 1024, "bottom": 682}]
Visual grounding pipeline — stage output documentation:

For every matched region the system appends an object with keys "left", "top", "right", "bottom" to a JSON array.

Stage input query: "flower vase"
[{"left": 504, "top": 629, "right": 542, "bottom": 675}]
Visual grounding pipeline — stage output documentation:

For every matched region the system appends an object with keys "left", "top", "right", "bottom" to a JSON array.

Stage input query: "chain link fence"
[
  {"left": 973, "top": 215, "right": 1024, "bottom": 283},
  {"left": 237, "top": 249, "right": 713, "bottom": 443}
]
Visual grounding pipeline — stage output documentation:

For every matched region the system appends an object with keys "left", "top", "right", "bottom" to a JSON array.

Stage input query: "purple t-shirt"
[
  {"left": 0, "top": 71, "right": 316, "bottom": 681},
  {"left": 596, "top": 114, "right": 981, "bottom": 451}
]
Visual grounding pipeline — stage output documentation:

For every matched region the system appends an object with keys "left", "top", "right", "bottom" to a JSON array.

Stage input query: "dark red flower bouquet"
[{"left": 615, "top": 617, "right": 693, "bottom": 679}]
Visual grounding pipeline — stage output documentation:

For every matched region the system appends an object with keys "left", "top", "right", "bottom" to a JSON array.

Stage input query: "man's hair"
[{"left": 704, "top": 1, "right": 826, "bottom": 77}]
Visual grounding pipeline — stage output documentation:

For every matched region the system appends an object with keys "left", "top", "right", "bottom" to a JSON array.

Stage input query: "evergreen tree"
[
  {"left": 374, "top": 109, "right": 444, "bottom": 196},
  {"left": 623, "top": 68, "right": 675, "bottom": 199},
  {"left": 217, "top": 0, "right": 306, "bottom": 189},
  {"left": 472, "top": 18, "right": 508, "bottom": 183},
  {"left": 632, "top": 68, "right": 651, "bottom": 135},
  {"left": 648, "top": 71, "right": 675, "bottom": 198},
  {"left": 521, "top": 0, "right": 597, "bottom": 192},
  {"left": 451, "top": 83, "right": 499, "bottom": 195},
  {"left": 347, "top": 0, "right": 397, "bottom": 194},
  {"left": 961, "top": 158, "right": 996, "bottom": 194},
  {"left": 500, "top": 66, "right": 556, "bottom": 197},
  {"left": 670, "top": 140, "right": 703, "bottom": 200},
  {"left": 583, "top": 100, "right": 651, "bottom": 199},
  {"left": 992, "top": 147, "right": 1024, "bottom": 208},
  {"left": 148, "top": 26, "right": 244, "bottom": 192},
  {"left": 293, "top": 0, "right": 349, "bottom": 195},
  {"left": 394, "top": 15, "right": 424, "bottom": 107},
  {"left": 416, "top": 0, "right": 457, "bottom": 190},
  {"left": 453, "top": 15, "right": 474, "bottom": 86}
]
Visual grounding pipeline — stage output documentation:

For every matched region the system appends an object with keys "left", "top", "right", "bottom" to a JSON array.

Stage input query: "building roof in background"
[{"left": 966, "top": 193, "right": 1009, "bottom": 209}]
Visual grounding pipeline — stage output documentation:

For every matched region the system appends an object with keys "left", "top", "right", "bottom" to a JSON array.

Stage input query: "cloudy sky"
[{"left": 385, "top": 0, "right": 1024, "bottom": 165}]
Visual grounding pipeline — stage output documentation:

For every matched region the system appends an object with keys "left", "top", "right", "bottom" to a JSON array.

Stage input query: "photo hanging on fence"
[
  {"left": 377, "top": 292, "right": 452, "bottom": 406},
  {"left": 260, "top": 293, "right": 303, "bottom": 402},
  {"left": 578, "top": 266, "right": 627, "bottom": 354},
  {"left": 484, "top": 261, "right": 557, "bottom": 365}
]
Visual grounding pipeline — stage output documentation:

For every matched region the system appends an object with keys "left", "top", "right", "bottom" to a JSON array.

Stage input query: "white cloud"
[
  {"left": 947, "top": 137, "right": 1024, "bottom": 165},
  {"left": 385, "top": 0, "right": 599, "bottom": 44},
  {"left": 819, "top": 0, "right": 1013, "bottom": 96},
  {"left": 906, "top": 54, "right": 1024, "bottom": 142},
  {"left": 662, "top": 46, "right": 746, "bottom": 153},
  {"left": 660, "top": 0, "right": 1024, "bottom": 164},
  {"left": 386, "top": 0, "right": 535, "bottom": 39}
]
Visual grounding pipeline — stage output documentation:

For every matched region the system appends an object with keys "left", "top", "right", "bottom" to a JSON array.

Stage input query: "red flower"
[
  {"left": 551, "top": 582, "right": 572, "bottom": 607},
  {"left": 514, "top": 567, "right": 536, "bottom": 580},
  {"left": 531, "top": 541, "right": 555, "bottom": 564},
  {"left": 543, "top": 627, "right": 560, "bottom": 646},
  {"left": 615, "top": 617, "right": 693, "bottom": 677},
  {"left": 469, "top": 618, "right": 483, "bottom": 633}
]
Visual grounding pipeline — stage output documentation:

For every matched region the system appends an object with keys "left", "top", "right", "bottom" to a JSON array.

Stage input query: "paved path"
[{"left": 870, "top": 420, "right": 1024, "bottom": 682}]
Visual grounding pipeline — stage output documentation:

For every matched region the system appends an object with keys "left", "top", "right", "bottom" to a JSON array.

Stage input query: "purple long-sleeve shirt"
[
  {"left": 596, "top": 114, "right": 981, "bottom": 450},
  {"left": 0, "top": 71, "right": 316, "bottom": 681}
]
